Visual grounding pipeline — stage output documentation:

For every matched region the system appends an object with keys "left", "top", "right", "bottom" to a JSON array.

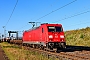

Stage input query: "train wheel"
[
  {"left": 61, "top": 43, "right": 66, "bottom": 48},
  {"left": 36, "top": 45, "right": 40, "bottom": 48},
  {"left": 49, "top": 45, "right": 53, "bottom": 50},
  {"left": 39, "top": 45, "right": 43, "bottom": 50},
  {"left": 50, "top": 47, "right": 53, "bottom": 50},
  {"left": 42, "top": 46, "right": 44, "bottom": 50},
  {"left": 46, "top": 43, "right": 49, "bottom": 49},
  {"left": 34, "top": 45, "right": 37, "bottom": 48},
  {"left": 32, "top": 44, "right": 35, "bottom": 48}
]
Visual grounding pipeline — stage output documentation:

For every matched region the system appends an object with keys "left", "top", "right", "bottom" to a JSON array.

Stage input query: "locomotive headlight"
[
  {"left": 60, "top": 35, "right": 64, "bottom": 38},
  {"left": 49, "top": 35, "right": 53, "bottom": 38}
]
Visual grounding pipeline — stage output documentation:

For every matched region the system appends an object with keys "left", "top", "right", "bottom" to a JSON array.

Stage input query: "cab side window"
[{"left": 42, "top": 28, "right": 44, "bottom": 33}]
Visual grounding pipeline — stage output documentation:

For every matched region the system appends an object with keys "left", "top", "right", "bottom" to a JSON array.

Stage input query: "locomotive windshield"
[{"left": 48, "top": 26, "right": 63, "bottom": 32}]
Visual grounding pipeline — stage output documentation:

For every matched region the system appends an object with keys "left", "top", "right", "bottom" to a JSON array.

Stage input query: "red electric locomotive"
[{"left": 23, "top": 23, "right": 66, "bottom": 50}]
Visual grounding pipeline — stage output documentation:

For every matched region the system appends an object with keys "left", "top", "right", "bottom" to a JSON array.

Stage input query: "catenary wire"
[
  {"left": 18, "top": 0, "right": 76, "bottom": 30},
  {"left": 5, "top": 0, "right": 18, "bottom": 26},
  {"left": 52, "top": 10, "right": 90, "bottom": 23},
  {"left": 18, "top": 23, "right": 29, "bottom": 30},
  {"left": 34, "top": 0, "right": 77, "bottom": 21}
]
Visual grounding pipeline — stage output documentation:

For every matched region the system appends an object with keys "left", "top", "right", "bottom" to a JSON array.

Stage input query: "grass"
[
  {"left": 0, "top": 42, "right": 60, "bottom": 60},
  {"left": 65, "top": 27, "right": 90, "bottom": 46}
]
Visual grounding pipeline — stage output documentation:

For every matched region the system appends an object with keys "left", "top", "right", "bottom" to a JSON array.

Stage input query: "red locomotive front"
[
  {"left": 23, "top": 23, "right": 66, "bottom": 50},
  {"left": 46, "top": 24, "right": 66, "bottom": 50}
]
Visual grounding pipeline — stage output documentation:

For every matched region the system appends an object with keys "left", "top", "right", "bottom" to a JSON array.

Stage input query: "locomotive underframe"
[
  {"left": 47, "top": 42, "right": 66, "bottom": 50},
  {"left": 23, "top": 41, "right": 66, "bottom": 50}
]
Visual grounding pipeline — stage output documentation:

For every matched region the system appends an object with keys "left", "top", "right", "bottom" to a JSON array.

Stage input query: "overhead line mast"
[{"left": 3, "top": 0, "right": 19, "bottom": 39}]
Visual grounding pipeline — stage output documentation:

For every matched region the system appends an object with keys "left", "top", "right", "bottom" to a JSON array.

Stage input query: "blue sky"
[{"left": 0, "top": 0, "right": 90, "bottom": 37}]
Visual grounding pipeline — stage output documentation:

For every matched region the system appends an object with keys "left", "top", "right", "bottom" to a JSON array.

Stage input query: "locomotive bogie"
[{"left": 46, "top": 42, "right": 66, "bottom": 50}]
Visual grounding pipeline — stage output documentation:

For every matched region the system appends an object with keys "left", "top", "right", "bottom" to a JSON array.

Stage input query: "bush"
[{"left": 80, "top": 34, "right": 84, "bottom": 39}]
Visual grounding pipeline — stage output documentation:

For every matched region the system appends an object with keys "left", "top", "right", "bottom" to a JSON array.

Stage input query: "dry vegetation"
[
  {"left": 0, "top": 42, "right": 58, "bottom": 60},
  {"left": 65, "top": 27, "right": 90, "bottom": 46}
]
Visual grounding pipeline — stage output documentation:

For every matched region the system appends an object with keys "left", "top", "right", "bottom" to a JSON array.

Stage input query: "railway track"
[
  {"left": 25, "top": 47, "right": 90, "bottom": 60},
  {"left": 10, "top": 40, "right": 90, "bottom": 60}
]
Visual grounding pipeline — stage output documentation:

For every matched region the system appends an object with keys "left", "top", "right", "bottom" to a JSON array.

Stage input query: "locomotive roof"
[
  {"left": 41, "top": 23, "right": 62, "bottom": 26},
  {"left": 25, "top": 26, "right": 40, "bottom": 32},
  {"left": 24, "top": 23, "right": 62, "bottom": 32}
]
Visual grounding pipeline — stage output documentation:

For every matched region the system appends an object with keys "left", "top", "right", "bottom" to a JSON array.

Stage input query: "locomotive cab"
[{"left": 45, "top": 24, "right": 66, "bottom": 50}]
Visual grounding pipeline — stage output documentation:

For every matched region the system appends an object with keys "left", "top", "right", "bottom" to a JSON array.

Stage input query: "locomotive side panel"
[
  {"left": 23, "top": 27, "right": 42, "bottom": 45},
  {"left": 23, "top": 32, "right": 29, "bottom": 41},
  {"left": 39, "top": 25, "right": 48, "bottom": 46},
  {"left": 30, "top": 25, "right": 48, "bottom": 46},
  {"left": 31, "top": 28, "right": 41, "bottom": 44}
]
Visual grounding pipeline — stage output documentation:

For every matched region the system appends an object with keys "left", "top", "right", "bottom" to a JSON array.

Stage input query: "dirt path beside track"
[{"left": 0, "top": 46, "right": 9, "bottom": 60}]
